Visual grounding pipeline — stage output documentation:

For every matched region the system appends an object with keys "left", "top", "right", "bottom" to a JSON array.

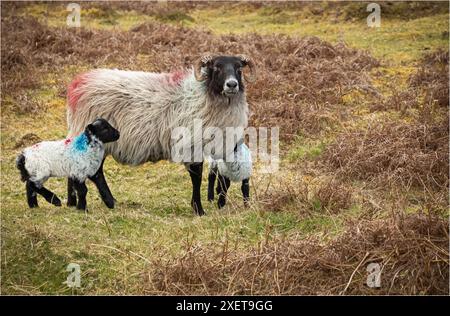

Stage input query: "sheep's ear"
[
  {"left": 194, "top": 53, "right": 215, "bottom": 81},
  {"left": 238, "top": 55, "right": 256, "bottom": 83}
]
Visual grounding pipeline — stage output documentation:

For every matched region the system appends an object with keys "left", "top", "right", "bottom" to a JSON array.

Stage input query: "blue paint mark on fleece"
[{"left": 72, "top": 132, "right": 88, "bottom": 153}]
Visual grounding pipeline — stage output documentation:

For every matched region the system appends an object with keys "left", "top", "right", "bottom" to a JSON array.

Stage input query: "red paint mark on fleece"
[
  {"left": 64, "top": 138, "right": 72, "bottom": 146},
  {"left": 67, "top": 72, "right": 90, "bottom": 112},
  {"left": 164, "top": 70, "right": 187, "bottom": 86}
]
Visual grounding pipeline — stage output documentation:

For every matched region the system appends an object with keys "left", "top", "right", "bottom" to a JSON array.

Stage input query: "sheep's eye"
[{"left": 213, "top": 66, "right": 221, "bottom": 72}]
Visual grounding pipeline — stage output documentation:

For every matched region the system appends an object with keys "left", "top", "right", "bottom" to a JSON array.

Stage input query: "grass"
[
  {"left": 18, "top": 3, "right": 449, "bottom": 64},
  {"left": 1, "top": 2, "right": 448, "bottom": 294},
  {"left": 188, "top": 6, "right": 448, "bottom": 64}
]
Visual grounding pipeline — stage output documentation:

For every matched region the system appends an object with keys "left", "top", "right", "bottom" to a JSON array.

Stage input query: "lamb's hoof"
[
  {"left": 51, "top": 197, "right": 62, "bottom": 207},
  {"left": 29, "top": 204, "right": 39, "bottom": 209},
  {"left": 67, "top": 197, "right": 77, "bottom": 207},
  {"left": 104, "top": 198, "right": 115, "bottom": 209},
  {"left": 76, "top": 203, "right": 88, "bottom": 212},
  {"left": 218, "top": 197, "right": 226, "bottom": 209}
]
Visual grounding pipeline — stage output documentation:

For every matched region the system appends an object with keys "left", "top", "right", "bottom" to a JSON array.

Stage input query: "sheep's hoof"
[
  {"left": 191, "top": 200, "right": 205, "bottom": 216},
  {"left": 194, "top": 206, "right": 205, "bottom": 216},
  {"left": 193, "top": 206, "right": 205, "bottom": 216}
]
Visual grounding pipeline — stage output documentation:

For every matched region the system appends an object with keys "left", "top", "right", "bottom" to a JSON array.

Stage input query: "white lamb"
[
  {"left": 207, "top": 143, "right": 252, "bottom": 208},
  {"left": 16, "top": 118, "right": 120, "bottom": 210}
]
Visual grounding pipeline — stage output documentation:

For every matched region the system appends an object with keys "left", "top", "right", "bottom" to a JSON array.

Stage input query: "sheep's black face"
[
  {"left": 86, "top": 118, "right": 120, "bottom": 144},
  {"left": 205, "top": 56, "right": 245, "bottom": 97}
]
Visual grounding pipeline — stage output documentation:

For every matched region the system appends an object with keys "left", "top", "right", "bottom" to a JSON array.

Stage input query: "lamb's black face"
[
  {"left": 205, "top": 56, "right": 245, "bottom": 97},
  {"left": 86, "top": 118, "right": 120, "bottom": 144}
]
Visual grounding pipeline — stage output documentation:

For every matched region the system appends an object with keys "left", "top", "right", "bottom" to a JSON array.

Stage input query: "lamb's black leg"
[
  {"left": 67, "top": 178, "right": 77, "bottom": 207},
  {"left": 88, "top": 159, "right": 115, "bottom": 209},
  {"left": 26, "top": 181, "right": 38, "bottom": 208},
  {"left": 207, "top": 167, "right": 218, "bottom": 202},
  {"left": 188, "top": 162, "right": 205, "bottom": 216},
  {"left": 241, "top": 178, "right": 250, "bottom": 207},
  {"left": 34, "top": 185, "right": 62, "bottom": 206},
  {"left": 73, "top": 180, "right": 88, "bottom": 211},
  {"left": 217, "top": 175, "right": 231, "bottom": 209}
]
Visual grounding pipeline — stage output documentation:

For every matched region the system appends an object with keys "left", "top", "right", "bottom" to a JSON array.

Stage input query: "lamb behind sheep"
[
  {"left": 16, "top": 118, "right": 120, "bottom": 210},
  {"left": 66, "top": 54, "right": 255, "bottom": 215},
  {"left": 207, "top": 143, "right": 252, "bottom": 208}
]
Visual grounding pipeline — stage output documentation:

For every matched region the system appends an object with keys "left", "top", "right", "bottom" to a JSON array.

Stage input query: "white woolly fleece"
[
  {"left": 209, "top": 143, "right": 252, "bottom": 182},
  {"left": 21, "top": 133, "right": 104, "bottom": 186},
  {"left": 67, "top": 69, "right": 249, "bottom": 166}
]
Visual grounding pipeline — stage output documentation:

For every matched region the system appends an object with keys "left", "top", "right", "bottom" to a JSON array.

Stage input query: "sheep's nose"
[{"left": 226, "top": 80, "right": 238, "bottom": 89}]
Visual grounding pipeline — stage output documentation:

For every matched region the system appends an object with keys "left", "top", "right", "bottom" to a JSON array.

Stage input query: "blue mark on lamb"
[{"left": 72, "top": 132, "right": 89, "bottom": 153}]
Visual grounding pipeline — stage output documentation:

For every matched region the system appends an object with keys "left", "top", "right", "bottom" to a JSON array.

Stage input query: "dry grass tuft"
[
  {"left": 409, "top": 49, "right": 449, "bottom": 108},
  {"left": 322, "top": 115, "right": 449, "bottom": 190},
  {"left": 146, "top": 212, "right": 448, "bottom": 295},
  {"left": 313, "top": 180, "right": 353, "bottom": 214},
  {"left": 258, "top": 176, "right": 353, "bottom": 215}
]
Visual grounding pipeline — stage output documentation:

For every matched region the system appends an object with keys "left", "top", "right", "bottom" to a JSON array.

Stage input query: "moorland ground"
[{"left": 1, "top": 1, "right": 449, "bottom": 295}]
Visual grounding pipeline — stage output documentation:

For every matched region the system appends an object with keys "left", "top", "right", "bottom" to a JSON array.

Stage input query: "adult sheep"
[{"left": 66, "top": 54, "right": 255, "bottom": 216}]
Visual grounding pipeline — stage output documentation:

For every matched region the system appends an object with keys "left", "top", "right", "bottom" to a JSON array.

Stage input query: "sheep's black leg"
[
  {"left": 207, "top": 167, "right": 218, "bottom": 202},
  {"left": 89, "top": 159, "right": 115, "bottom": 209},
  {"left": 67, "top": 178, "right": 77, "bottom": 207},
  {"left": 217, "top": 175, "right": 231, "bottom": 209},
  {"left": 26, "top": 181, "right": 38, "bottom": 208},
  {"left": 73, "top": 180, "right": 88, "bottom": 211},
  {"left": 241, "top": 178, "right": 250, "bottom": 207},
  {"left": 34, "top": 185, "right": 62, "bottom": 206},
  {"left": 188, "top": 162, "right": 205, "bottom": 216}
]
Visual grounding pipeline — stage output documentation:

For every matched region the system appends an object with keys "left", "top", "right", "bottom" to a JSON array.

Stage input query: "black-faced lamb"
[
  {"left": 66, "top": 54, "right": 255, "bottom": 216},
  {"left": 207, "top": 143, "right": 252, "bottom": 208},
  {"left": 16, "top": 118, "right": 120, "bottom": 210}
]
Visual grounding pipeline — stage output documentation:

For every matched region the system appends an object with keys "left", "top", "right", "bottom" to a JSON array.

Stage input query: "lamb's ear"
[
  {"left": 238, "top": 55, "right": 256, "bottom": 83},
  {"left": 85, "top": 123, "right": 95, "bottom": 135},
  {"left": 194, "top": 53, "right": 215, "bottom": 81}
]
